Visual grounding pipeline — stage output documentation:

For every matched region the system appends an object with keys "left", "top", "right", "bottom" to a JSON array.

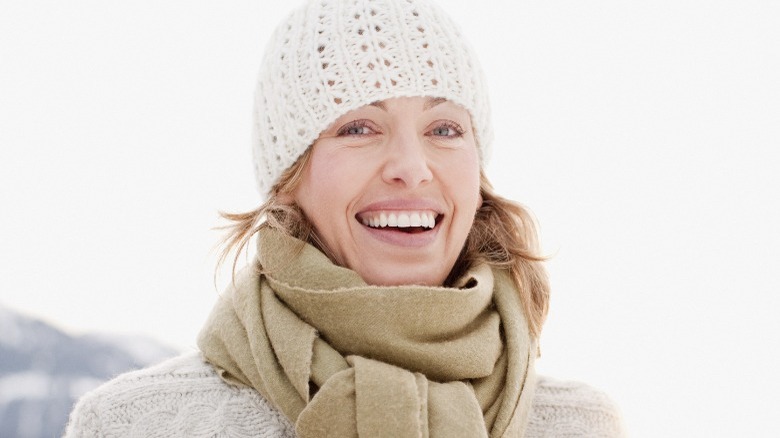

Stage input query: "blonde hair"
[{"left": 218, "top": 148, "right": 550, "bottom": 339}]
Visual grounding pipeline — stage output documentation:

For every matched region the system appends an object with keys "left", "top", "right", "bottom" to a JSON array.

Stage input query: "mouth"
[{"left": 356, "top": 210, "right": 441, "bottom": 234}]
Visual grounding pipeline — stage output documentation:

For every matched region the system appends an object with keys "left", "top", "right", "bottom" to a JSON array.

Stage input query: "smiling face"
[{"left": 291, "top": 96, "right": 482, "bottom": 286}]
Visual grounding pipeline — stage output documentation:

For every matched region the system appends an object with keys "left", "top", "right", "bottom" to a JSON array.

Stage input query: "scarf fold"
[{"left": 198, "top": 228, "right": 536, "bottom": 437}]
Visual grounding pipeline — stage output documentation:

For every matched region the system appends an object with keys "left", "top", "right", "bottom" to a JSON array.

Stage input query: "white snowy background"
[{"left": 2, "top": 0, "right": 778, "bottom": 436}]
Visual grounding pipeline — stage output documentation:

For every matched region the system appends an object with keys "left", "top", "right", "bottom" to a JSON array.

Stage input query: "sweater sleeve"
[
  {"left": 60, "top": 353, "right": 299, "bottom": 438},
  {"left": 63, "top": 390, "right": 105, "bottom": 438},
  {"left": 526, "top": 376, "right": 627, "bottom": 437}
]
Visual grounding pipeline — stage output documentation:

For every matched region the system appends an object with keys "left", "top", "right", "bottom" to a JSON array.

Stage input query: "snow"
[
  {"left": 0, "top": 304, "right": 23, "bottom": 347},
  {"left": 69, "top": 377, "right": 104, "bottom": 399},
  {"left": 0, "top": 371, "right": 50, "bottom": 402},
  {"left": 85, "top": 333, "right": 178, "bottom": 365}
]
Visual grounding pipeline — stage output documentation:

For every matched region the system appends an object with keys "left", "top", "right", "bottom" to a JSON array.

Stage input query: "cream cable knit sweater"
[{"left": 64, "top": 352, "right": 625, "bottom": 437}]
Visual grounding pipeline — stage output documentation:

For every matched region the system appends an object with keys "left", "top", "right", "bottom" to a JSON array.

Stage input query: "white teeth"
[{"left": 360, "top": 211, "right": 437, "bottom": 229}]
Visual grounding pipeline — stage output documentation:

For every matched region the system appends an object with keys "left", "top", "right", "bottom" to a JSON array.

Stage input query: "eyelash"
[
  {"left": 336, "top": 120, "right": 465, "bottom": 138},
  {"left": 428, "top": 121, "right": 465, "bottom": 138},
  {"left": 337, "top": 119, "right": 378, "bottom": 136}
]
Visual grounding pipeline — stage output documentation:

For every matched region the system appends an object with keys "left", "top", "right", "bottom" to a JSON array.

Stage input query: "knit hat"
[{"left": 252, "top": 0, "right": 493, "bottom": 196}]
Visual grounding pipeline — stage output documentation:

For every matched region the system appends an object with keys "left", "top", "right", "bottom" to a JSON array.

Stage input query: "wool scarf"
[{"left": 198, "top": 228, "right": 536, "bottom": 437}]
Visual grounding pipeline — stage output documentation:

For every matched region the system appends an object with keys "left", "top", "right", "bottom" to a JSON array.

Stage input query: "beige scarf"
[{"left": 198, "top": 228, "right": 536, "bottom": 437}]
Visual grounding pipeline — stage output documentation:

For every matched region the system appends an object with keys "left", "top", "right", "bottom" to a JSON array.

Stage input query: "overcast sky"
[{"left": 2, "top": 0, "right": 779, "bottom": 436}]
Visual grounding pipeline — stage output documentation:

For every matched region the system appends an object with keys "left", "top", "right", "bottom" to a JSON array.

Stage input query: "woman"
[{"left": 66, "top": 0, "right": 625, "bottom": 436}]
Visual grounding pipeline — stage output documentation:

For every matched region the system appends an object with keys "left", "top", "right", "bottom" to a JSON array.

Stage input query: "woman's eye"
[
  {"left": 346, "top": 126, "right": 370, "bottom": 135},
  {"left": 337, "top": 120, "right": 377, "bottom": 136},
  {"left": 432, "top": 126, "right": 454, "bottom": 136},
  {"left": 429, "top": 122, "right": 464, "bottom": 138}
]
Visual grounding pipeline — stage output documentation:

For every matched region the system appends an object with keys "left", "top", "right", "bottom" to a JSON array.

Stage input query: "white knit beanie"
[{"left": 252, "top": 0, "right": 493, "bottom": 196}]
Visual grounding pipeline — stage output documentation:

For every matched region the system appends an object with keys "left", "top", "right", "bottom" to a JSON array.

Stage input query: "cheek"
[
  {"left": 449, "top": 151, "right": 481, "bottom": 209},
  {"left": 296, "top": 150, "right": 360, "bottom": 232},
  {"left": 298, "top": 163, "right": 334, "bottom": 220}
]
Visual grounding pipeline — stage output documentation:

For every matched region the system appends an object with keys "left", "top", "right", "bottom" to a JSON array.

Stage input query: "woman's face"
[{"left": 292, "top": 96, "right": 481, "bottom": 286}]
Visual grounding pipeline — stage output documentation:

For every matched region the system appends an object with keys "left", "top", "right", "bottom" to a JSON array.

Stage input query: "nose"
[{"left": 380, "top": 131, "right": 433, "bottom": 188}]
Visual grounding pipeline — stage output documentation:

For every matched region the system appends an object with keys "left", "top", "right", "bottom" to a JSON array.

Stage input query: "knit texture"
[
  {"left": 197, "top": 228, "right": 535, "bottom": 437},
  {"left": 252, "top": 0, "right": 493, "bottom": 195},
  {"left": 64, "top": 353, "right": 626, "bottom": 437},
  {"left": 64, "top": 353, "right": 296, "bottom": 438},
  {"left": 525, "top": 378, "right": 627, "bottom": 437}
]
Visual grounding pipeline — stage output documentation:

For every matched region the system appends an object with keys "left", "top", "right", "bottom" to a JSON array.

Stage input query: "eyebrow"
[
  {"left": 424, "top": 97, "right": 447, "bottom": 110},
  {"left": 369, "top": 97, "right": 447, "bottom": 111}
]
